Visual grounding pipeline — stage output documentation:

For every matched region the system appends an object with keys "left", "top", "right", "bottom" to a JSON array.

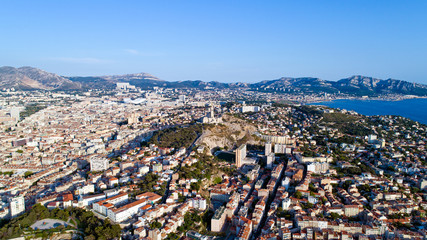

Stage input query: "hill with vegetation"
[{"left": 0, "top": 204, "right": 121, "bottom": 240}]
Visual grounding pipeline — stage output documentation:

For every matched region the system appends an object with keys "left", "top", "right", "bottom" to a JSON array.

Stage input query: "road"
[
  {"left": 251, "top": 157, "right": 289, "bottom": 239},
  {"left": 162, "top": 132, "right": 202, "bottom": 203}
]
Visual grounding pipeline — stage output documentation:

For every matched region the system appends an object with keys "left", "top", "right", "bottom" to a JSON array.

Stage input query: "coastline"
[
  {"left": 305, "top": 95, "right": 427, "bottom": 104},
  {"left": 308, "top": 98, "right": 427, "bottom": 125}
]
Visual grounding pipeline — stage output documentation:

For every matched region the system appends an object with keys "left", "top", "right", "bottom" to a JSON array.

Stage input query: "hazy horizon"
[
  {"left": 1, "top": 1, "right": 427, "bottom": 84},
  {"left": 4, "top": 65, "right": 423, "bottom": 85}
]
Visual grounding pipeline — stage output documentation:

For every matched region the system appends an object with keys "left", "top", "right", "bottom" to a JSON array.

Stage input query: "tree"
[
  {"left": 276, "top": 209, "right": 292, "bottom": 220},
  {"left": 177, "top": 194, "right": 186, "bottom": 203},
  {"left": 24, "top": 171, "right": 33, "bottom": 177},
  {"left": 295, "top": 190, "right": 302, "bottom": 199},
  {"left": 342, "top": 180, "right": 353, "bottom": 190},
  {"left": 150, "top": 221, "right": 162, "bottom": 229},
  {"left": 213, "top": 176, "right": 222, "bottom": 185},
  {"left": 411, "top": 187, "right": 420, "bottom": 194},
  {"left": 330, "top": 212, "right": 341, "bottom": 220},
  {"left": 149, "top": 124, "right": 202, "bottom": 149},
  {"left": 309, "top": 183, "right": 316, "bottom": 192},
  {"left": 190, "top": 181, "right": 201, "bottom": 191},
  {"left": 0, "top": 204, "right": 121, "bottom": 240},
  {"left": 302, "top": 202, "right": 313, "bottom": 209},
  {"left": 166, "top": 233, "right": 180, "bottom": 240}
]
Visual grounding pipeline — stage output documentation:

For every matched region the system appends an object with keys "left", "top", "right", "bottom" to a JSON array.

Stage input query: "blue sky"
[{"left": 1, "top": 1, "right": 426, "bottom": 83}]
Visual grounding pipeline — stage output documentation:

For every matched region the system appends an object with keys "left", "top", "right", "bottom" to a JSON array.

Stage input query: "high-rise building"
[
  {"left": 274, "top": 144, "right": 291, "bottom": 154},
  {"left": 148, "top": 229, "right": 161, "bottom": 240},
  {"left": 266, "top": 153, "right": 274, "bottom": 169},
  {"left": 240, "top": 106, "right": 259, "bottom": 113},
  {"left": 10, "top": 107, "right": 20, "bottom": 123},
  {"left": 178, "top": 95, "right": 186, "bottom": 102},
  {"left": 127, "top": 113, "right": 139, "bottom": 124},
  {"left": 10, "top": 196, "right": 25, "bottom": 218},
  {"left": 208, "top": 107, "right": 214, "bottom": 118},
  {"left": 265, "top": 142, "right": 271, "bottom": 156},
  {"left": 192, "top": 197, "right": 207, "bottom": 210},
  {"left": 116, "top": 82, "right": 130, "bottom": 90},
  {"left": 261, "top": 135, "right": 295, "bottom": 145},
  {"left": 368, "top": 134, "right": 377, "bottom": 143},
  {"left": 420, "top": 179, "right": 427, "bottom": 190},
  {"left": 307, "top": 162, "right": 330, "bottom": 174},
  {"left": 211, "top": 206, "right": 226, "bottom": 232},
  {"left": 90, "top": 156, "right": 109, "bottom": 172},
  {"left": 235, "top": 144, "right": 246, "bottom": 168}
]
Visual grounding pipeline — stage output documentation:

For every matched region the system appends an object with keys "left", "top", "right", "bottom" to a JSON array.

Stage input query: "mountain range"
[
  {"left": 1, "top": 66, "right": 427, "bottom": 96},
  {"left": 0, "top": 66, "right": 81, "bottom": 90}
]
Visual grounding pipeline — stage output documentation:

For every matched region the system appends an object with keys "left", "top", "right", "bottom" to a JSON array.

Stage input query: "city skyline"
[
  {"left": 2, "top": 1, "right": 427, "bottom": 238},
  {"left": 1, "top": 1, "right": 427, "bottom": 83},
  {"left": 1, "top": 73, "right": 427, "bottom": 239}
]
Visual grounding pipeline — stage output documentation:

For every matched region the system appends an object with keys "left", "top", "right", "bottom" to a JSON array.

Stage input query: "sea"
[{"left": 310, "top": 98, "right": 427, "bottom": 125}]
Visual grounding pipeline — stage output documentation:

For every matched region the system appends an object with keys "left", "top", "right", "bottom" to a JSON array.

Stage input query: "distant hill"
[
  {"left": 251, "top": 75, "right": 427, "bottom": 96},
  {"left": 67, "top": 76, "right": 116, "bottom": 90},
  {"left": 251, "top": 77, "right": 337, "bottom": 93},
  {"left": 68, "top": 73, "right": 164, "bottom": 90},
  {"left": 0, "top": 66, "right": 81, "bottom": 90},
  {"left": 0, "top": 66, "right": 233, "bottom": 90},
  {"left": 1, "top": 66, "right": 426, "bottom": 96},
  {"left": 333, "top": 76, "right": 427, "bottom": 96},
  {"left": 69, "top": 74, "right": 231, "bottom": 90}
]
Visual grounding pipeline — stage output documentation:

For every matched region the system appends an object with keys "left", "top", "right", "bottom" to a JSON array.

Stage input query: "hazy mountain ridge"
[
  {"left": 333, "top": 76, "right": 427, "bottom": 95},
  {"left": 1, "top": 66, "right": 426, "bottom": 96},
  {"left": 252, "top": 77, "right": 340, "bottom": 94},
  {"left": 252, "top": 75, "right": 427, "bottom": 96},
  {"left": 69, "top": 73, "right": 232, "bottom": 90},
  {"left": 0, "top": 66, "right": 81, "bottom": 90}
]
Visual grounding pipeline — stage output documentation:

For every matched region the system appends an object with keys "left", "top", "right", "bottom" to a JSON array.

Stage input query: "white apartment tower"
[
  {"left": 235, "top": 144, "right": 247, "bottom": 168},
  {"left": 90, "top": 156, "right": 109, "bottom": 172},
  {"left": 178, "top": 95, "right": 186, "bottom": 102},
  {"left": 265, "top": 142, "right": 272, "bottom": 156},
  {"left": 266, "top": 153, "right": 274, "bottom": 169},
  {"left": 10, "top": 107, "right": 20, "bottom": 123},
  {"left": 10, "top": 196, "right": 25, "bottom": 218}
]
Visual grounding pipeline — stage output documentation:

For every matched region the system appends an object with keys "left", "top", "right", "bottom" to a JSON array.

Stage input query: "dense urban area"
[{"left": 1, "top": 83, "right": 427, "bottom": 240}]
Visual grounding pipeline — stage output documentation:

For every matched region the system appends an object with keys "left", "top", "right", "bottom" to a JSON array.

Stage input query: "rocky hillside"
[
  {"left": 196, "top": 114, "right": 261, "bottom": 155},
  {"left": 251, "top": 77, "right": 337, "bottom": 93},
  {"left": 251, "top": 75, "right": 427, "bottom": 96},
  {"left": 333, "top": 76, "right": 427, "bottom": 95},
  {"left": 0, "top": 66, "right": 81, "bottom": 90}
]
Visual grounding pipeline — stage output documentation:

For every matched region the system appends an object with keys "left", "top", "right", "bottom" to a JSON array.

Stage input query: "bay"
[{"left": 310, "top": 98, "right": 427, "bottom": 125}]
